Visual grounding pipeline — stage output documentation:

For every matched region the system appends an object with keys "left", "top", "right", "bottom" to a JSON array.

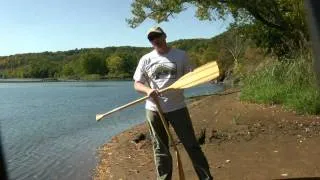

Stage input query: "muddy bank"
[{"left": 93, "top": 89, "right": 320, "bottom": 180}]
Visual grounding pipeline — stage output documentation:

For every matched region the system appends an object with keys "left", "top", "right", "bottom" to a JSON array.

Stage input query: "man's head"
[{"left": 147, "top": 26, "right": 168, "bottom": 54}]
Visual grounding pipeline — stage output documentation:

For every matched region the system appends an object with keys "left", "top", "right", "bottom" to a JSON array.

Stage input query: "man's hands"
[
  {"left": 146, "top": 89, "right": 161, "bottom": 98},
  {"left": 134, "top": 81, "right": 161, "bottom": 98}
]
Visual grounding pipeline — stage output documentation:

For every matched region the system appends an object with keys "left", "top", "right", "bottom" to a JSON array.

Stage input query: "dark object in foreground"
[
  {"left": 305, "top": 0, "right": 320, "bottom": 85},
  {"left": 131, "top": 133, "right": 146, "bottom": 144},
  {"left": 197, "top": 128, "right": 206, "bottom": 145},
  {"left": 0, "top": 135, "right": 8, "bottom": 180}
]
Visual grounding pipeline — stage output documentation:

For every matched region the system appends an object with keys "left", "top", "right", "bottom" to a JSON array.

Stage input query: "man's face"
[{"left": 148, "top": 33, "right": 166, "bottom": 51}]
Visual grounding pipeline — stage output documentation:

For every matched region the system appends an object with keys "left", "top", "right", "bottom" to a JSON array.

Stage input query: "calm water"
[{"left": 0, "top": 81, "right": 223, "bottom": 180}]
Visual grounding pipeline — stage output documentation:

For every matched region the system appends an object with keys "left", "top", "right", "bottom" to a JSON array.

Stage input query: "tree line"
[
  {"left": 0, "top": 47, "right": 147, "bottom": 79},
  {"left": 0, "top": 31, "right": 244, "bottom": 80}
]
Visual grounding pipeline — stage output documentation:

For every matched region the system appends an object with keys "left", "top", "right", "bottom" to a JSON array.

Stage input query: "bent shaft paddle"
[{"left": 96, "top": 61, "right": 219, "bottom": 121}]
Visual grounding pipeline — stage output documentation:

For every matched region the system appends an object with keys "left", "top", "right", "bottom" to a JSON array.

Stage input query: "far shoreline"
[{"left": 0, "top": 78, "right": 133, "bottom": 83}]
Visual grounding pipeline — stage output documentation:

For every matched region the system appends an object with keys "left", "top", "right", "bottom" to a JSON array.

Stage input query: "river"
[{"left": 0, "top": 81, "right": 223, "bottom": 180}]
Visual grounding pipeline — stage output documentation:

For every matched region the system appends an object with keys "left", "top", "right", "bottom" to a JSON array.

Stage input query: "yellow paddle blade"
[{"left": 168, "top": 61, "right": 219, "bottom": 90}]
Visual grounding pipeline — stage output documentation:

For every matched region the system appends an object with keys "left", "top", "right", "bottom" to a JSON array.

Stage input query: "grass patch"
[{"left": 240, "top": 58, "right": 320, "bottom": 114}]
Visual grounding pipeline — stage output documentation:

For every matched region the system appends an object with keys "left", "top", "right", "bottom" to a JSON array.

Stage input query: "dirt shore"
[{"left": 93, "top": 89, "right": 320, "bottom": 180}]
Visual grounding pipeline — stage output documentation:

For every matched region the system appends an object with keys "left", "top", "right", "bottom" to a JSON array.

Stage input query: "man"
[{"left": 133, "top": 26, "right": 213, "bottom": 180}]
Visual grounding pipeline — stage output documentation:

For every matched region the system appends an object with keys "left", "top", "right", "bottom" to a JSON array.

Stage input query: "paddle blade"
[{"left": 169, "top": 61, "right": 219, "bottom": 90}]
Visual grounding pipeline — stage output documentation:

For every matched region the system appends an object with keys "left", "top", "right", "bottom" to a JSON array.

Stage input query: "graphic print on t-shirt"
[{"left": 150, "top": 62, "right": 177, "bottom": 80}]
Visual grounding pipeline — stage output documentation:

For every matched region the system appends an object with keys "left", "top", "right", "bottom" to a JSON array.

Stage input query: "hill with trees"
[{"left": 0, "top": 30, "right": 245, "bottom": 80}]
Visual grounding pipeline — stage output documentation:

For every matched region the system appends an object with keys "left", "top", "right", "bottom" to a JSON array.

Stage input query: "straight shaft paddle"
[
  {"left": 152, "top": 96, "right": 185, "bottom": 180},
  {"left": 96, "top": 61, "right": 219, "bottom": 121}
]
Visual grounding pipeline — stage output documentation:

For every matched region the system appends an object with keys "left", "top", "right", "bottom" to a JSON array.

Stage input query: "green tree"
[
  {"left": 106, "top": 55, "right": 126, "bottom": 75},
  {"left": 62, "top": 64, "right": 75, "bottom": 76},
  {"left": 188, "top": 52, "right": 201, "bottom": 67},
  {"left": 79, "top": 52, "right": 106, "bottom": 75},
  {"left": 127, "top": 0, "right": 308, "bottom": 58}
]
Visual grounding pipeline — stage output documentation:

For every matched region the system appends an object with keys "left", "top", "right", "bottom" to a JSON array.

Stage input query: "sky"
[{"left": 0, "top": 0, "right": 231, "bottom": 56}]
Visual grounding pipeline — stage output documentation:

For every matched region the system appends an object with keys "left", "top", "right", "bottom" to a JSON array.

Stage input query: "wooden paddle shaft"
[{"left": 96, "top": 87, "right": 170, "bottom": 121}]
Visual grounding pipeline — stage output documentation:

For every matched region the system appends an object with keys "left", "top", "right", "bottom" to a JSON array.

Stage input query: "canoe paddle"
[
  {"left": 152, "top": 96, "right": 185, "bottom": 180},
  {"left": 96, "top": 61, "right": 219, "bottom": 121}
]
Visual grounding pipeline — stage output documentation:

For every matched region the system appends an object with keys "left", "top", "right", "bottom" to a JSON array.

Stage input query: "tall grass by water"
[{"left": 240, "top": 57, "right": 320, "bottom": 114}]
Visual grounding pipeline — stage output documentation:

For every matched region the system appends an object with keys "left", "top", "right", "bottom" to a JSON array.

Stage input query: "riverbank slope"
[{"left": 94, "top": 89, "right": 320, "bottom": 180}]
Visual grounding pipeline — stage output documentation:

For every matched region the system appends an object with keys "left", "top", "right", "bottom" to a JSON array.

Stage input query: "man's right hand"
[
  {"left": 134, "top": 81, "right": 161, "bottom": 98},
  {"left": 147, "top": 89, "right": 160, "bottom": 98}
]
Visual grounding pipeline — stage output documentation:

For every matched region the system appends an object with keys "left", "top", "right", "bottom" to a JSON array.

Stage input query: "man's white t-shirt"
[{"left": 133, "top": 48, "right": 193, "bottom": 113}]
